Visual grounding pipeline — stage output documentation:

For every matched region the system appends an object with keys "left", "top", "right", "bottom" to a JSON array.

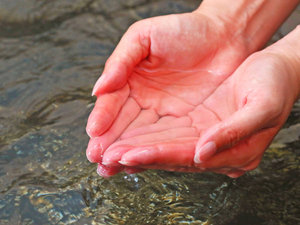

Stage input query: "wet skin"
[{"left": 86, "top": 12, "right": 300, "bottom": 178}]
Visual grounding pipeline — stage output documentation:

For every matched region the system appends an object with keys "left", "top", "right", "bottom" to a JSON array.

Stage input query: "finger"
[
  {"left": 97, "top": 164, "right": 123, "bottom": 178},
  {"left": 102, "top": 129, "right": 198, "bottom": 166},
  {"left": 120, "top": 116, "right": 192, "bottom": 139},
  {"left": 86, "top": 85, "right": 129, "bottom": 138},
  {"left": 86, "top": 138, "right": 103, "bottom": 163},
  {"left": 138, "top": 164, "right": 204, "bottom": 173},
  {"left": 92, "top": 22, "right": 151, "bottom": 95},
  {"left": 113, "top": 127, "right": 198, "bottom": 151},
  {"left": 120, "top": 109, "right": 159, "bottom": 139},
  {"left": 124, "top": 167, "right": 146, "bottom": 174},
  {"left": 118, "top": 137, "right": 198, "bottom": 167},
  {"left": 209, "top": 168, "right": 245, "bottom": 178},
  {"left": 194, "top": 99, "right": 279, "bottom": 163},
  {"left": 197, "top": 128, "right": 275, "bottom": 169},
  {"left": 86, "top": 97, "right": 140, "bottom": 163},
  {"left": 226, "top": 171, "right": 245, "bottom": 178},
  {"left": 241, "top": 155, "right": 262, "bottom": 171}
]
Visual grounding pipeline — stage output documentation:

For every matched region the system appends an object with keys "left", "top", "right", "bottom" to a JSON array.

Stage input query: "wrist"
[
  {"left": 278, "top": 53, "right": 300, "bottom": 102},
  {"left": 195, "top": 0, "right": 299, "bottom": 54},
  {"left": 264, "top": 26, "right": 300, "bottom": 101}
]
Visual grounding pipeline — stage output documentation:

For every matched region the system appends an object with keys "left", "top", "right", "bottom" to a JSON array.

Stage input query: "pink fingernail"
[
  {"left": 92, "top": 74, "right": 106, "bottom": 96},
  {"left": 194, "top": 151, "right": 201, "bottom": 164},
  {"left": 120, "top": 149, "right": 153, "bottom": 166},
  {"left": 118, "top": 160, "right": 130, "bottom": 166},
  {"left": 101, "top": 161, "right": 109, "bottom": 166},
  {"left": 96, "top": 164, "right": 110, "bottom": 178},
  {"left": 101, "top": 158, "right": 122, "bottom": 167},
  {"left": 194, "top": 141, "right": 217, "bottom": 163},
  {"left": 97, "top": 164, "right": 122, "bottom": 177}
]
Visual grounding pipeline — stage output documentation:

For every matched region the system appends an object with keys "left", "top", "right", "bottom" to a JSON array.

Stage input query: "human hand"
[
  {"left": 86, "top": 1, "right": 300, "bottom": 177},
  {"left": 86, "top": 10, "right": 251, "bottom": 176},
  {"left": 96, "top": 27, "right": 300, "bottom": 178}
]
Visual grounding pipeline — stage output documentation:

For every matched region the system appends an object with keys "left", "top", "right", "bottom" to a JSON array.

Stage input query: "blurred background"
[{"left": 0, "top": 0, "right": 299, "bottom": 224}]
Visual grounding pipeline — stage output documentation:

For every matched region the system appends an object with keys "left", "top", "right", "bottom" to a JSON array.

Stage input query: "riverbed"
[{"left": 0, "top": 1, "right": 299, "bottom": 224}]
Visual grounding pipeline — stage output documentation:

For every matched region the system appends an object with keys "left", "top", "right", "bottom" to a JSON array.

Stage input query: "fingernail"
[
  {"left": 102, "top": 159, "right": 121, "bottom": 167},
  {"left": 194, "top": 151, "right": 201, "bottom": 164},
  {"left": 118, "top": 160, "right": 130, "bottom": 166},
  {"left": 96, "top": 164, "right": 110, "bottom": 178},
  {"left": 120, "top": 149, "right": 152, "bottom": 166},
  {"left": 92, "top": 74, "right": 106, "bottom": 96},
  {"left": 97, "top": 164, "right": 122, "bottom": 177},
  {"left": 194, "top": 141, "right": 217, "bottom": 163},
  {"left": 101, "top": 161, "right": 109, "bottom": 166}
]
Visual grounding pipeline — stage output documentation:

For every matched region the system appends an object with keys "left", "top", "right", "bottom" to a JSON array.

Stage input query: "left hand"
[
  {"left": 101, "top": 42, "right": 299, "bottom": 178},
  {"left": 85, "top": 11, "right": 252, "bottom": 177}
]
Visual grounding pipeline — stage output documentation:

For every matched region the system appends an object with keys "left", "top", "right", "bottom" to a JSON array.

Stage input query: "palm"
[
  {"left": 101, "top": 53, "right": 291, "bottom": 176},
  {"left": 129, "top": 68, "right": 226, "bottom": 116},
  {"left": 102, "top": 72, "right": 239, "bottom": 166},
  {"left": 86, "top": 12, "right": 252, "bottom": 176}
]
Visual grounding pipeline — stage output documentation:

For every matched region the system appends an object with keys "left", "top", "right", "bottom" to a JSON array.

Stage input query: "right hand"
[{"left": 100, "top": 26, "right": 300, "bottom": 178}]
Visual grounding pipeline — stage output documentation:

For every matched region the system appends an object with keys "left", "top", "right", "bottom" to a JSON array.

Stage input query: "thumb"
[
  {"left": 194, "top": 100, "right": 279, "bottom": 164},
  {"left": 92, "top": 22, "right": 151, "bottom": 96}
]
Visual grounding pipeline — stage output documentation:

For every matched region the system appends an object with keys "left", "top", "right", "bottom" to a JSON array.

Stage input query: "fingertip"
[
  {"left": 118, "top": 160, "right": 131, "bottom": 166},
  {"left": 86, "top": 121, "right": 100, "bottom": 138},
  {"left": 97, "top": 164, "right": 123, "bottom": 177},
  {"left": 86, "top": 126, "right": 92, "bottom": 138},
  {"left": 102, "top": 146, "right": 132, "bottom": 166},
  {"left": 227, "top": 171, "right": 245, "bottom": 178},
  {"left": 99, "top": 62, "right": 129, "bottom": 94},
  {"left": 86, "top": 111, "right": 110, "bottom": 138},
  {"left": 121, "top": 149, "right": 155, "bottom": 167},
  {"left": 194, "top": 141, "right": 217, "bottom": 164},
  {"left": 86, "top": 150, "right": 101, "bottom": 163},
  {"left": 86, "top": 138, "right": 103, "bottom": 163},
  {"left": 193, "top": 151, "right": 202, "bottom": 164},
  {"left": 92, "top": 74, "right": 106, "bottom": 96},
  {"left": 92, "top": 67, "right": 126, "bottom": 96}
]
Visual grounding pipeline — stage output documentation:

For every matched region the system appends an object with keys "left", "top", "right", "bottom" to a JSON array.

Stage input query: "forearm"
[{"left": 197, "top": 0, "right": 299, "bottom": 54}]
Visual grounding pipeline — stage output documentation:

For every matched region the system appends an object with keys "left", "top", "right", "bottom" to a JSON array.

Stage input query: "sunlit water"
[{"left": 0, "top": 1, "right": 299, "bottom": 224}]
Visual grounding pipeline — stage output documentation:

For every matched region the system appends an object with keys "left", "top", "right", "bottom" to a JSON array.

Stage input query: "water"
[{"left": 0, "top": 0, "right": 299, "bottom": 224}]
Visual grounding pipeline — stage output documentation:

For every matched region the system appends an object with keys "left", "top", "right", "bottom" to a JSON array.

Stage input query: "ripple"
[{"left": 0, "top": 1, "right": 299, "bottom": 224}]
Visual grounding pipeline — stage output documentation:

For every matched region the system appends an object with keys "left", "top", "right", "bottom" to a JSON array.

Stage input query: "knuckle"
[{"left": 221, "top": 126, "right": 241, "bottom": 148}]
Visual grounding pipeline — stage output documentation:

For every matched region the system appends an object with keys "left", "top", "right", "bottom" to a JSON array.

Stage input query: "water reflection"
[{"left": 0, "top": 0, "right": 299, "bottom": 224}]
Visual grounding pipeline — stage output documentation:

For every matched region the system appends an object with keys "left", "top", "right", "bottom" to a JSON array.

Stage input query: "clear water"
[{"left": 0, "top": 1, "right": 299, "bottom": 224}]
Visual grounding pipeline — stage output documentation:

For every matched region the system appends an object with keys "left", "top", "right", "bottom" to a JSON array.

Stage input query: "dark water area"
[{"left": 0, "top": 0, "right": 299, "bottom": 224}]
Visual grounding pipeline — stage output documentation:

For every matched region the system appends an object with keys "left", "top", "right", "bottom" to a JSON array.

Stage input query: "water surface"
[{"left": 0, "top": 1, "right": 299, "bottom": 224}]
